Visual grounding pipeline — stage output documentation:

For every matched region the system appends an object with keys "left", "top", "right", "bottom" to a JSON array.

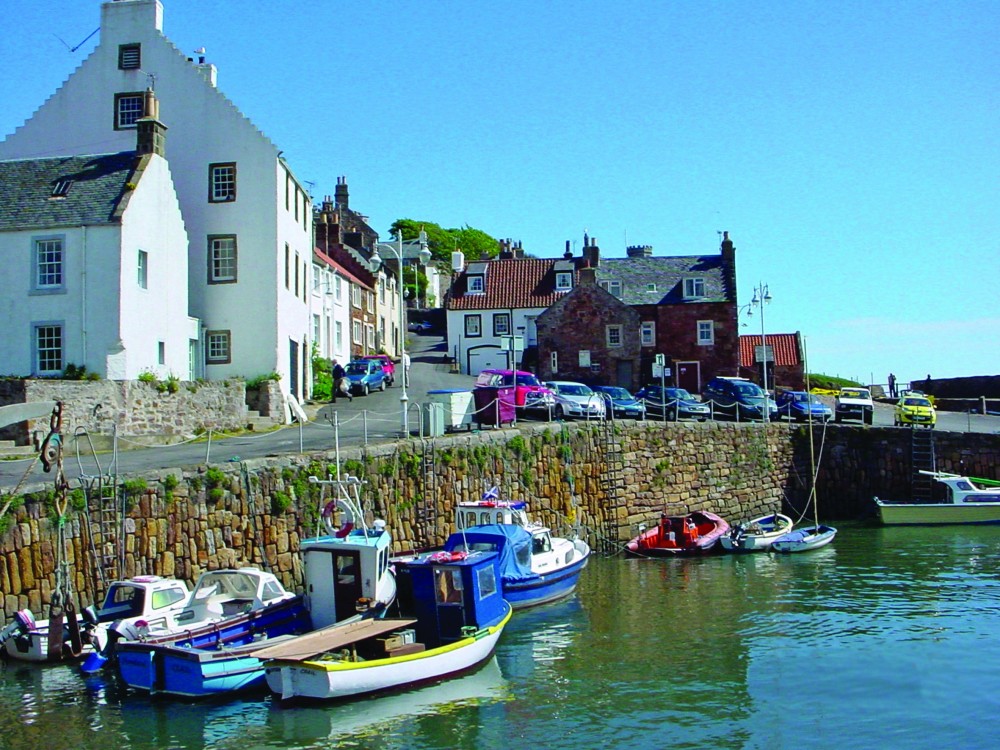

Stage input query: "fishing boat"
[
  {"left": 770, "top": 356, "right": 837, "bottom": 553},
  {"left": 112, "top": 476, "right": 396, "bottom": 698},
  {"left": 440, "top": 488, "right": 590, "bottom": 609},
  {"left": 255, "top": 547, "right": 512, "bottom": 702},
  {"left": 625, "top": 510, "right": 730, "bottom": 556},
  {"left": 720, "top": 513, "right": 794, "bottom": 552},
  {"left": 4, "top": 575, "right": 191, "bottom": 664},
  {"left": 874, "top": 472, "right": 1000, "bottom": 525}
]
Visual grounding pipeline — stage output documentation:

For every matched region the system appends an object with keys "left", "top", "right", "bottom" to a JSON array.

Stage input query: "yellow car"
[{"left": 894, "top": 396, "right": 936, "bottom": 427}]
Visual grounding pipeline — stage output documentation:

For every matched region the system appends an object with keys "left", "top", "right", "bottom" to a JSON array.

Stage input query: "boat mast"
[{"left": 804, "top": 339, "right": 819, "bottom": 529}]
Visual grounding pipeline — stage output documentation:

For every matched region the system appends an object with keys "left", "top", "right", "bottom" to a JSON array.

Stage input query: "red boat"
[{"left": 626, "top": 510, "right": 730, "bottom": 557}]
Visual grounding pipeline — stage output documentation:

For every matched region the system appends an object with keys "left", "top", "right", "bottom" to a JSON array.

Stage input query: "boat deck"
[{"left": 250, "top": 618, "right": 417, "bottom": 662}]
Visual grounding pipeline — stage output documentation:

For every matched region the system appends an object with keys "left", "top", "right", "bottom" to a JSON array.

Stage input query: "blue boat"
[
  {"left": 115, "top": 476, "right": 396, "bottom": 698},
  {"left": 441, "top": 489, "right": 590, "bottom": 609}
]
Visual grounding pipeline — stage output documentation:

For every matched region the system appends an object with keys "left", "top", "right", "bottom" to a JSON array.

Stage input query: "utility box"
[
  {"left": 426, "top": 389, "right": 475, "bottom": 432},
  {"left": 422, "top": 402, "right": 445, "bottom": 437}
]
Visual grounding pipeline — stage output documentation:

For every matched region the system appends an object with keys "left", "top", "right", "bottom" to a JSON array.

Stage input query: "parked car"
[
  {"left": 835, "top": 387, "right": 874, "bottom": 424},
  {"left": 775, "top": 391, "right": 833, "bottom": 422},
  {"left": 634, "top": 386, "right": 710, "bottom": 421},
  {"left": 474, "top": 369, "right": 555, "bottom": 417},
  {"left": 408, "top": 321, "right": 432, "bottom": 332},
  {"left": 702, "top": 377, "right": 777, "bottom": 421},
  {"left": 593, "top": 386, "right": 646, "bottom": 419},
  {"left": 544, "top": 381, "right": 607, "bottom": 420},
  {"left": 361, "top": 354, "right": 395, "bottom": 386},
  {"left": 894, "top": 395, "right": 936, "bottom": 428},
  {"left": 344, "top": 359, "right": 388, "bottom": 396}
]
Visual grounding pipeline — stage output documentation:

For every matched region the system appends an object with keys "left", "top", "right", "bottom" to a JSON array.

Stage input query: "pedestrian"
[
  {"left": 888, "top": 372, "right": 897, "bottom": 399},
  {"left": 331, "top": 359, "right": 352, "bottom": 402}
]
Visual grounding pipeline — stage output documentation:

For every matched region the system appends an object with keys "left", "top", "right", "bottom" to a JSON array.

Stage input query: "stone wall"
[
  {"left": 0, "top": 379, "right": 249, "bottom": 445},
  {"left": 2, "top": 421, "right": 998, "bottom": 624}
]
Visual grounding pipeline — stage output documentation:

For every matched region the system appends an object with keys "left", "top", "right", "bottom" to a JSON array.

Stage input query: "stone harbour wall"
[
  {"left": 0, "top": 379, "right": 249, "bottom": 445},
  {"left": 2, "top": 421, "right": 998, "bottom": 624}
]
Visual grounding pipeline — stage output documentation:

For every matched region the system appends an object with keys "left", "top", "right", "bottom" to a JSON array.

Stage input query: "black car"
[
  {"left": 634, "top": 386, "right": 711, "bottom": 420},
  {"left": 701, "top": 377, "right": 777, "bottom": 421},
  {"left": 593, "top": 386, "right": 646, "bottom": 419}
]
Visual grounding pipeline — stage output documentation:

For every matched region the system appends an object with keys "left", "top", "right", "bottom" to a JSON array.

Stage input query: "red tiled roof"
[
  {"left": 740, "top": 333, "right": 800, "bottom": 367},
  {"left": 449, "top": 258, "right": 572, "bottom": 310},
  {"left": 314, "top": 247, "right": 373, "bottom": 290}
]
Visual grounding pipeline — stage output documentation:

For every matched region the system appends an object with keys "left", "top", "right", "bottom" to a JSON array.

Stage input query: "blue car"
[
  {"left": 344, "top": 359, "right": 387, "bottom": 396},
  {"left": 775, "top": 391, "right": 832, "bottom": 422},
  {"left": 635, "top": 385, "right": 711, "bottom": 420}
]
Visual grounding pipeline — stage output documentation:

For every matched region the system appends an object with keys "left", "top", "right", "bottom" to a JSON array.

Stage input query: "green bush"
[
  {"left": 138, "top": 371, "right": 157, "bottom": 384},
  {"left": 272, "top": 491, "right": 292, "bottom": 514},
  {"left": 246, "top": 372, "right": 282, "bottom": 389}
]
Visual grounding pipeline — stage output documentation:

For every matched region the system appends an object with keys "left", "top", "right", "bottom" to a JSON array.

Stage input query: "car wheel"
[
  {"left": 864, "top": 412, "right": 873, "bottom": 425},
  {"left": 362, "top": 384, "right": 370, "bottom": 396},
  {"left": 554, "top": 405, "right": 565, "bottom": 420},
  {"left": 834, "top": 414, "right": 842, "bottom": 423},
  {"left": 379, "top": 379, "right": 386, "bottom": 392}
]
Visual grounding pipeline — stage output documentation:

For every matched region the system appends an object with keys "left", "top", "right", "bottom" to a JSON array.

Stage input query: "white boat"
[
  {"left": 443, "top": 488, "right": 590, "bottom": 609},
  {"left": 771, "top": 524, "right": 837, "bottom": 553},
  {"left": 256, "top": 547, "right": 512, "bottom": 702},
  {"left": 3, "top": 575, "right": 191, "bottom": 664},
  {"left": 770, "top": 351, "right": 837, "bottom": 554},
  {"left": 874, "top": 472, "right": 1000, "bottom": 525},
  {"left": 720, "top": 513, "right": 794, "bottom": 552}
]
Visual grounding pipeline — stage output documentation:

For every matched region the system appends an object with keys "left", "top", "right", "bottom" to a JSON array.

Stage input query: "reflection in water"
[{"left": 3, "top": 524, "right": 1000, "bottom": 749}]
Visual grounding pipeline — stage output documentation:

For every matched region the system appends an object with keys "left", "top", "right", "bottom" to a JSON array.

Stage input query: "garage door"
[{"left": 467, "top": 347, "right": 509, "bottom": 376}]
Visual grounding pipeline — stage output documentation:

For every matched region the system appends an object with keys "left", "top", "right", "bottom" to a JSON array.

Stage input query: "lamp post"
[
  {"left": 370, "top": 231, "right": 431, "bottom": 437},
  {"left": 744, "top": 282, "right": 772, "bottom": 422}
]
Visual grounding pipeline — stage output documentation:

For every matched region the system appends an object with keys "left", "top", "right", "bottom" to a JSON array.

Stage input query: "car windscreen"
[
  {"left": 602, "top": 388, "right": 630, "bottom": 399},
  {"left": 346, "top": 363, "right": 368, "bottom": 374},
  {"left": 667, "top": 388, "right": 693, "bottom": 400},
  {"left": 733, "top": 383, "right": 763, "bottom": 396},
  {"left": 502, "top": 374, "right": 541, "bottom": 387},
  {"left": 559, "top": 385, "right": 591, "bottom": 396}
]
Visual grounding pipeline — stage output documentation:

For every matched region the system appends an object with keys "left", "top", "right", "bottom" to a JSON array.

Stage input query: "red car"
[{"left": 361, "top": 355, "right": 395, "bottom": 386}]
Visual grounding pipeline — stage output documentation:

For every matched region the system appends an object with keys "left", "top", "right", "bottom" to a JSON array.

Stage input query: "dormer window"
[
  {"left": 599, "top": 279, "right": 622, "bottom": 297},
  {"left": 468, "top": 275, "right": 485, "bottom": 294},
  {"left": 684, "top": 277, "right": 706, "bottom": 299},
  {"left": 50, "top": 180, "right": 72, "bottom": 198},
  {"left": 555, "top": 271, "right": 573, "bottom": 291},
  {"left": 646, "top": 283, "right": 657, "bottom": 292}
]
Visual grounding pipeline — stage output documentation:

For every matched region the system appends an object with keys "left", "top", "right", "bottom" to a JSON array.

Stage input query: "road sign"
[
  {"left": 654, "top": 353, "right": 665, "bottom": 366},
  {"left": 500, "top": 336, "right": 524, "bottom": 353}
]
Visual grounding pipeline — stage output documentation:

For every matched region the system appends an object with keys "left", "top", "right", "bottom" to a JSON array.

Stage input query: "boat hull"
[
  {"left": 875, "top": 500, "right": 1000, "bottom": 526},
  {"left": 116, "top": 596, "right": 309, "bottom": 693},
  {"left": 265, "top": 603, "right": 512, "bottom": 702},
  {"left": 626, "top": 511, "right": 729, "bottom": 557},
  {"left": 720, "top": 514, "right": 794, "bottom": 552},
  {"left": 2, "top": 617, "right": 90, "bottom": 662},
  {"left": 503, "top": 552, "right": 589, "bottom": 609},
  {"left": 771, "top": 525, "right": 837, "bottom": 553}
]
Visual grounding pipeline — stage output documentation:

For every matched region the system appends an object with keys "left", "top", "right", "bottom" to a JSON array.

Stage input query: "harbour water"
[{"left": 2, "top": 522, "right": 999, "bottom": 750}]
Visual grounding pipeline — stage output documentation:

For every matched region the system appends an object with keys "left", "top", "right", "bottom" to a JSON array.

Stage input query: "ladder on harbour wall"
[
  {"left": 415, "top": 441, "right": 438, "bottom": 548},
  {"left": 910, "top": 429, "right": 937, "bottom": 502},
  {"left": 81, "top": 474, "right": 124, "bottom": 599},
  {"left": 601, "top": 422, "right": 625, "bottom": 553}
]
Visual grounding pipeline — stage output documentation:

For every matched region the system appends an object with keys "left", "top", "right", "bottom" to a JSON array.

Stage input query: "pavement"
[{"left": 0, "top": 330, "right": 476, "bottom": 491}]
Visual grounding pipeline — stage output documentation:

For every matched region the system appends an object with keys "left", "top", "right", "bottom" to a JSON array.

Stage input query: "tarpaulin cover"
[{"left": 443, "top": 525, "right": 537, "bottom": 582}]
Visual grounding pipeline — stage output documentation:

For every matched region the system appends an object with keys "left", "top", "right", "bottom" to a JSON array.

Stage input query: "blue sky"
[{"left": 2, "top": 0, "right": 997, "bottom": 387}]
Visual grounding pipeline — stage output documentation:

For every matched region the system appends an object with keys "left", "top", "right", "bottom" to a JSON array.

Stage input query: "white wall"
[
  {"left": 0, "top": 0, "right": 312, "bottom": 395},
  {"left": 446, "top": 306, "right": 547, "bottom": 375}
]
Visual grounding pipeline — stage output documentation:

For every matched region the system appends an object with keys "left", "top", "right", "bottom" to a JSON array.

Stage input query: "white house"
[
  {"left": 0, "top": 0, "right": 313, "bottom": 401},
  {"left": 0, "top": 98, "right": 198, "bottom": 379},
  {"left": 311, "top": 249, "right": 353, "bottom": 368}
]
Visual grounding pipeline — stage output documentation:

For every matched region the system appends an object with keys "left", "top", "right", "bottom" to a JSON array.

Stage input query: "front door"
[
  {"left": 676, "top": 361, "right": 700, "bottom": 392},
  {"left": 289, "top": 339, "right": 299, "bottom": 399},
  {"left": 616, "top": 359, "right": 633, "bottom": 390}
]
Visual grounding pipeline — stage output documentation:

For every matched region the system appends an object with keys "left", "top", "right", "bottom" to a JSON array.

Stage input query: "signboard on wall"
[{"left": 578, "top": 350, "right": 591, "bottom": 367}]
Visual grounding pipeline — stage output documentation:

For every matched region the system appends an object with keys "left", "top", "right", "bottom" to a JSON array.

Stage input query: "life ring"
[
  {"left": 428, "top": 550, "right": 467, "bottom": 564},
  {"left": 321, "top": 500, "right": 355, "bottom": 538}
]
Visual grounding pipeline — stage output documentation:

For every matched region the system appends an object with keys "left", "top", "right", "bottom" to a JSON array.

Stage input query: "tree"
[{"left": 389, "top": 219, "right": 500, "bottom": 264}]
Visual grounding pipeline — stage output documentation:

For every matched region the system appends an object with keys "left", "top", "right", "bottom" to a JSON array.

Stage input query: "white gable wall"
[
  {"left": 0, "top": 0, "right": 312, "bottom": 397},
  {"left": 118, "top": 154, "right": 197, "bottom": 379}
]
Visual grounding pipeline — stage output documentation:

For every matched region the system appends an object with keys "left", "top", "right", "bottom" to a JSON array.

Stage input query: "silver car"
[{"left": 544, "top": 381, "right": 607, "bottom": 420}]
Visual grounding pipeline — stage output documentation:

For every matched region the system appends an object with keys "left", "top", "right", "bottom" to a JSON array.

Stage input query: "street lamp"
[
  {"left": 370, "top": 231, "right": 431, "bottom": 437},
  {"left": 744, "top": 282, "right": 773, "bottom": 422}
]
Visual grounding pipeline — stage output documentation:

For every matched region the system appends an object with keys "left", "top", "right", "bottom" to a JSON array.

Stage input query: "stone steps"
[
  {"left": 245, "top": 410, "right": 277, "bottom": 431},
  {"left": 0, "top": 439, "right": 36, "bottom": 459}
]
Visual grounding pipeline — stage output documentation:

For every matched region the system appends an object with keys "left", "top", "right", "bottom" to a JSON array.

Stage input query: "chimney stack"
[
  {"left": 334, "top": 176, "right": 349, "bottom": 209},
  {"left": 135, "top": 88, "right": 167, "bottom": 157},
  {"left": 626, "top": 245, "right": 653, "bottom": 258}
]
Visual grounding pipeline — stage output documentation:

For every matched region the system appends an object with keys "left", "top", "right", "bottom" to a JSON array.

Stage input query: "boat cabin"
[{"left": 86, "top": 576, "right": 190, "bottom": 625}]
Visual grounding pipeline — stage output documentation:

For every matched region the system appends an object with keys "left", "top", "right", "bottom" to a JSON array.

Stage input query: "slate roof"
[
  {"left": 597, "top": 255, "right": 732, "bottom": 305},
  {"left": 740, "top": 333, "right": 801, "bottom": 367},
  {"left": 0, "top": 152, "right": 138, "bottom": 231},
  {"left": 449, "top": 258, "right": 570, "bottom": 310}
]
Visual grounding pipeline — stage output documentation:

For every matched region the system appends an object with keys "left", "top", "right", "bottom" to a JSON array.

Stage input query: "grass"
[{"left": 807, "top": 373, "right": 863, "bottom": 392}]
